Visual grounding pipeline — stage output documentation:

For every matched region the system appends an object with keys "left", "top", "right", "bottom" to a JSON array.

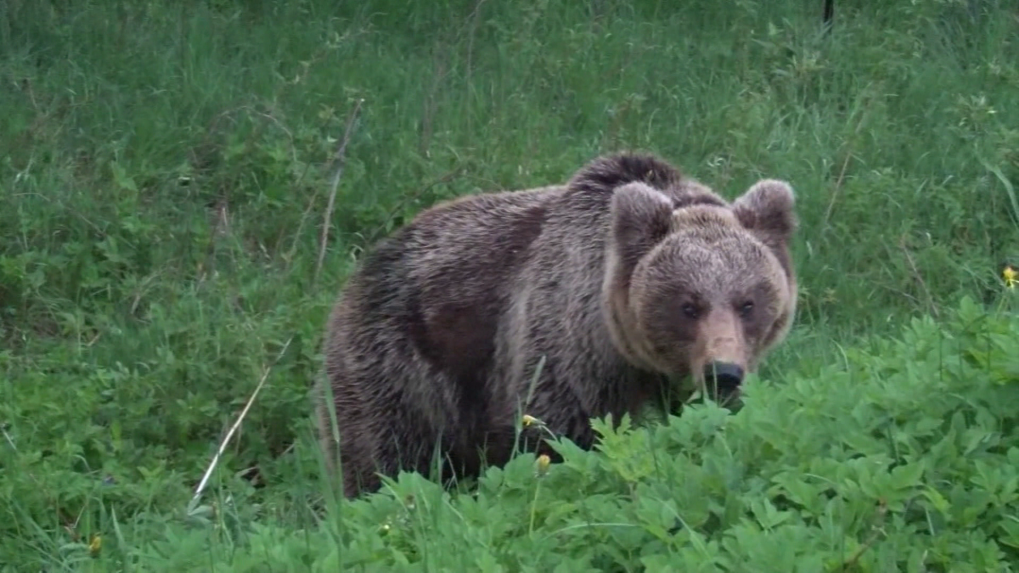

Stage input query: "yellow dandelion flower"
[
  {"left": 535, "top": 454, "right": 551, "bottom": 477},
  {"left": 88, "top": 534, "right": 102, "bottom": 556},
  {"left": 1004, "top": 265, "right": 1017, "bottom": 289}
]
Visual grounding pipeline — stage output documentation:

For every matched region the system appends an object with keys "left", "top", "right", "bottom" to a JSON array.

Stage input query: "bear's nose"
[{"left": 703, "top": 361, "right": 744, "bottom": 396}]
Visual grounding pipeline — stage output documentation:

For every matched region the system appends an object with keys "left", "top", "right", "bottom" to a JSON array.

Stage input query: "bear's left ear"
[{"left": 731, "top": 179, "right": 798, "bottom": 248}]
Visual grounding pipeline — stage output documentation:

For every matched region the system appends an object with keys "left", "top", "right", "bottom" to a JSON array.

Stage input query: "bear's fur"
[{"left": 315, "top": 152, "right": 798, "bottom": 498}]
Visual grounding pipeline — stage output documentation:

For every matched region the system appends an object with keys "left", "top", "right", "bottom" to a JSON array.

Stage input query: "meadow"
[{"left": 1, "top": 0, "right": 1019, "bottom": 570}]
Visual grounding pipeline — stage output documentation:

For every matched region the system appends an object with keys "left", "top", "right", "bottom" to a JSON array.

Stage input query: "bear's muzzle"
[{"left": 703, "top": 361, "right": 744, "bottom": 398}]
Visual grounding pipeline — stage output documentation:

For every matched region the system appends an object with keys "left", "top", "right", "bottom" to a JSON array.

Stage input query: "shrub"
[{"left": 113, "top": 297, "right": 1019, "bottom": 572}]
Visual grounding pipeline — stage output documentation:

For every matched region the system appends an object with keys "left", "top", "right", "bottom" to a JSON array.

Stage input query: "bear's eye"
[
  {"left": 738, "top": 301, "right": 754, "bottom": 318},
  {"left": 682, "top": 303, "right": 699, "bottom": 319}
]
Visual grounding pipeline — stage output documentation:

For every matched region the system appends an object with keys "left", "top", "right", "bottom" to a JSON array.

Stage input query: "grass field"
[{"left": 2, "top": 0, "right": 1019, "bottom": 570}]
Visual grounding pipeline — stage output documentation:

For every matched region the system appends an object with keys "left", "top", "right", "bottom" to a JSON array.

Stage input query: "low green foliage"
[
  {"left": 13, "top": 297, "right": 1016, "bottom": 571},
  {"left": 1, "top": 0, "right": 1018, "bottom": 570}
]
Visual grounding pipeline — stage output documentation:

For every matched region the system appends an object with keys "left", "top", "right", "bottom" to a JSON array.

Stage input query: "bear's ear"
[
  {"left": 609, "top": 182, "right": 675, "bottom": 270},
  {"left": 731, "top": 179, "right": 797, "bottom": 248}
]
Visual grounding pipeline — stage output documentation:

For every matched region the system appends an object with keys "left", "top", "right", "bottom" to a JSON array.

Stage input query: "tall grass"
[{"left": 1, "top": 0, "right": 1017, "bottom": 569}]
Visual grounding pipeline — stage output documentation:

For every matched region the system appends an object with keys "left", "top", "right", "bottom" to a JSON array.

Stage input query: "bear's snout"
[{"left": 703, "top": 361, "right": 744, "bottom": 397}]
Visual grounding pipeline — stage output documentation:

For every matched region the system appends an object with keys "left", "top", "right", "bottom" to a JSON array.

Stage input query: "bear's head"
[{"left": 602, "top": 178, "right": 797, "bottom": 404}]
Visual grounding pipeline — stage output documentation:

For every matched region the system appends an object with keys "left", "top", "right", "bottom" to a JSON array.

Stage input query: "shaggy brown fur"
[{"left": 315, "top": 152, "right": 798, "bottom": 498}]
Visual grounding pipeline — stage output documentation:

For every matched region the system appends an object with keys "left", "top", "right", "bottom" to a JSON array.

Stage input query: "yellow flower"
[
  {"left": 535, "top": 454, "right": 551, "bottom": 477},
  {"left": 88, "top": 534, "right": 101, "bottom": 556},
  {"left": 522, "top": 414, "right": 539, "bottom": 428},
  {"left": 1004, "top": 265, "right": 1017, "bottom": 289}
]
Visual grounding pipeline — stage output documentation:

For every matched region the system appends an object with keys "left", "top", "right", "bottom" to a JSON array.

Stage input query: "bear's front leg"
[{"left": 514, "top": 364, "right": 602, "bottom": 463}]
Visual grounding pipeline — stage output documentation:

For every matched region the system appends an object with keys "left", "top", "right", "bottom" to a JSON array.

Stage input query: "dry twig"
[
  {"left": 899, "top": 233, "right": 939, "bottom": 318},
  {"left": 190, "top": 336, "right": 293, "bottom": 506},
  {"left": 315, "top": 98, "right": 364, "bottom": 284}
]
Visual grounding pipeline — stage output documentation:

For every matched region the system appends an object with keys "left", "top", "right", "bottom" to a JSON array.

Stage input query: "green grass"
[{"left": 1, "top": 0, "right": 1018, "bottom": 570}]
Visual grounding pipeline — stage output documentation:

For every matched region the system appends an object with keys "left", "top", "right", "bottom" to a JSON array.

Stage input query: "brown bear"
[{"left": 315, "top": 152, "right": 797, "bottom": 498}]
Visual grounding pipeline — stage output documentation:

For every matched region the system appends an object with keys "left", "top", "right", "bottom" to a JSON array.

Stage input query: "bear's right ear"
[{"left": 609, "top": 182, "right": 675, "bottom": 270}]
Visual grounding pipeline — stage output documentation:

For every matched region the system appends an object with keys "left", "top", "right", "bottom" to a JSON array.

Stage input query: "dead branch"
[
  {"left": 190, "top": 336, "right": 293, "bottom": 506},
  {"left": 315, "top": 98, "right": 364, "bottom": 284}
]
